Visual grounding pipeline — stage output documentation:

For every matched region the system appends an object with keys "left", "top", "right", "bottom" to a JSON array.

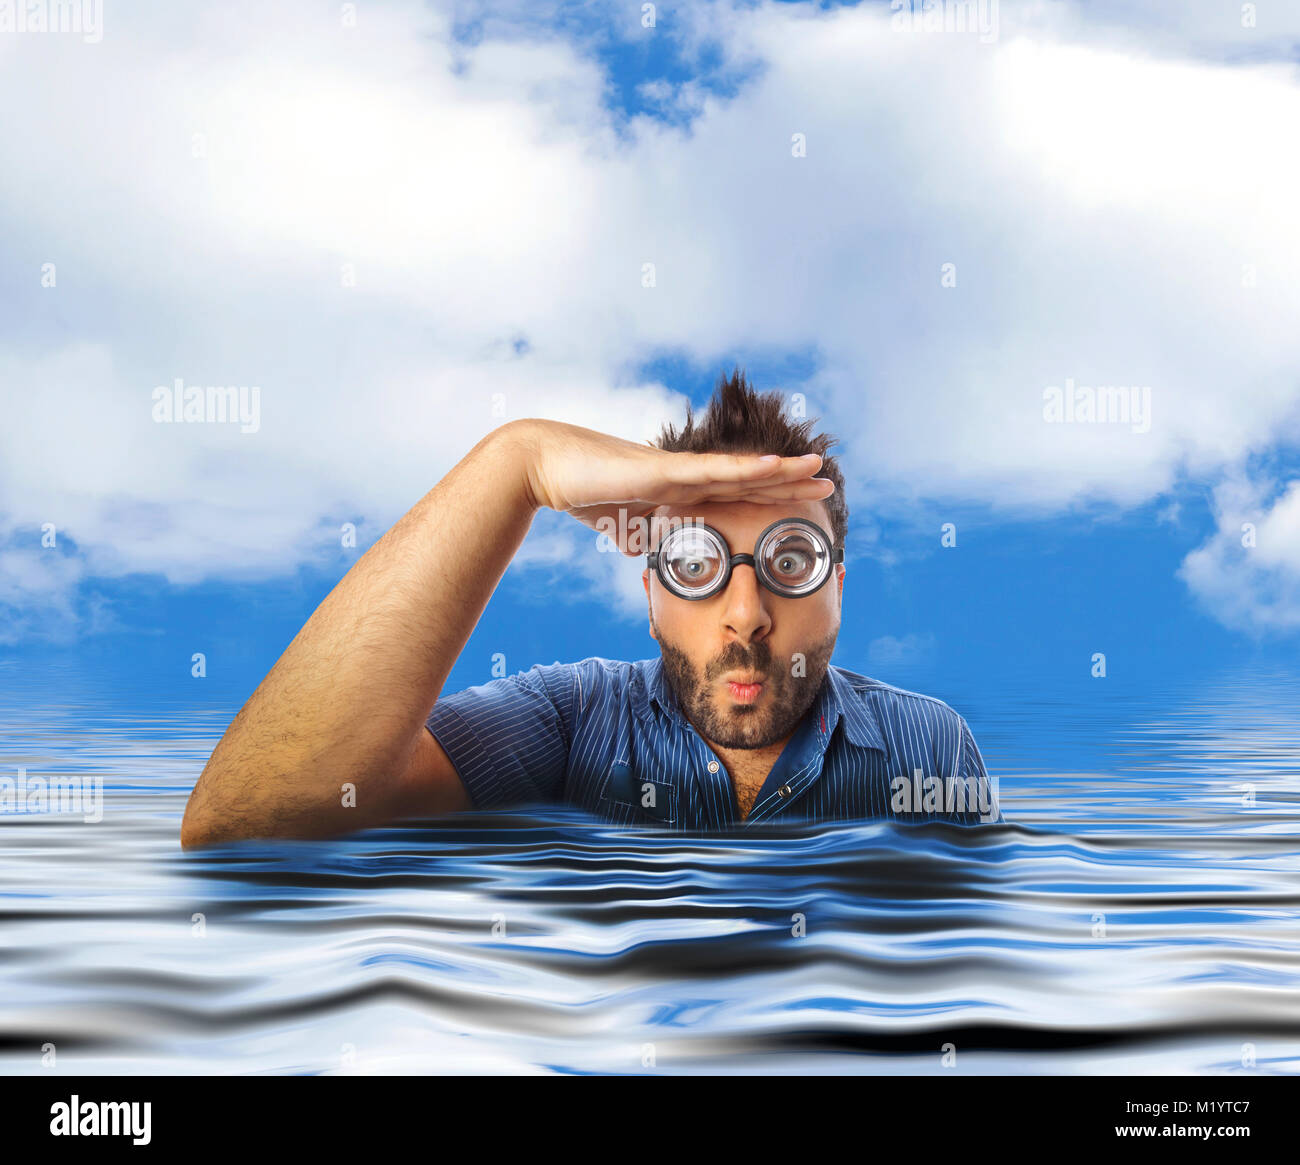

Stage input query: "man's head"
[{"left": 642, "top": 369, "right": 848, "bottom": 753}]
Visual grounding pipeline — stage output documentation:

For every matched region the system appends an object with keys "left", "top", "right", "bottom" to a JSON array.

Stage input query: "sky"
[{"left": 1, "top": 0, "right": 1298, "bottom": 768}]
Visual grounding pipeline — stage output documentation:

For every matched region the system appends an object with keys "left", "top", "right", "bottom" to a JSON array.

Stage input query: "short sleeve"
[
  {"left": 425, "top": 662, "right": 580, "bottom": 809},
  {"left": 958, "top": 716, "right": 1003, "bottom": 824}
]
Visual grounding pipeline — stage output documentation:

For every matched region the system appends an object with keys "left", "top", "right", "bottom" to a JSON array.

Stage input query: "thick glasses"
[{"left": 647, "top": 517, "right": 842, "bottom": 601}]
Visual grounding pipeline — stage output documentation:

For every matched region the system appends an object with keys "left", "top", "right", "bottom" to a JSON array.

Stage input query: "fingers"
[
  {"left": 662, "top": 450, "right": 824, "bottom": 486},
  {"left": 677, "top": 478, "right": 835, "bottom": 505},
  {"left": 741, "top": 479, "right": 835, "bottom": 502}
]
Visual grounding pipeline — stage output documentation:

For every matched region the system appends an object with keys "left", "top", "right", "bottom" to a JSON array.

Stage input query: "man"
[{"left": 181, "top": 371, "right": 999, "bottom": 846}]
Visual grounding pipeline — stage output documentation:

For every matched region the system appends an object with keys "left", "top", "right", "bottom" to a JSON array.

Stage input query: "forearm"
[{"left": 181, "top": 420, "right": 541, "bottom": 846}]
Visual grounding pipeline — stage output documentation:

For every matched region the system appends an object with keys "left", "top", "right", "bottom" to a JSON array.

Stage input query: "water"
[{"left": 2, "top": 668, "right": 1299, "bottom": 1075}]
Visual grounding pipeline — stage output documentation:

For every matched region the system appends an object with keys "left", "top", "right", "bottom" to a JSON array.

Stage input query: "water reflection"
[{"left": 1, "top": 669, "right": 1298, "bottom": 1075}]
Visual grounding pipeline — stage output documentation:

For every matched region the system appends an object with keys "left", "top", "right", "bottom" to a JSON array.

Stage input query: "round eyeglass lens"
[
  {"left": 662, "top": 527, "right": 726, "bottom": 593},
  {"left": 761, "top": 523, "right": 828, "bottom": 593}
]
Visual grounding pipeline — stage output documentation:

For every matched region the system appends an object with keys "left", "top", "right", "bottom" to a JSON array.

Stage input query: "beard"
[{"left": 654, "top": 620, "right": 838, "bottom": 750}]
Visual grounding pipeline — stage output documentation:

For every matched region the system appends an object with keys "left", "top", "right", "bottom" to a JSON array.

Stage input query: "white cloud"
[
  {"left": 1180, "top": 475, "right": 1300, "bottom": 633},
  {"left": 1, "top": 0, "right": 1298, "bottom": 636},
  {"left": 510, "top": 515, "right": 652, "bottom": 624},
  {"left": 0, "top": 548, "right": 86, "bottom": 644},
  {"left": 866, "top": 632, "right": 938, "bottom": 668}
]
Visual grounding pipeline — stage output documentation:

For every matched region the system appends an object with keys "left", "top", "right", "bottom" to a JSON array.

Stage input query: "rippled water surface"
[{"left": 2, "top": 669, "right": 1299, "bottom": 1075}]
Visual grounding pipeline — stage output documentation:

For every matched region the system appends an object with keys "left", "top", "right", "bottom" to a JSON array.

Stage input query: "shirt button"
[
  {"left": 777, "top": 784, "right": 792, "bottom": 798},
  {"left": 707, "top": 761, "right": 719, "bottom": 773}
]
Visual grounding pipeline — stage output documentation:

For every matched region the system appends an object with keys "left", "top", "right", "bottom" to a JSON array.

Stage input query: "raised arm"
[{"left": 181, "top": 418, "right": 833, "bottom": 847}]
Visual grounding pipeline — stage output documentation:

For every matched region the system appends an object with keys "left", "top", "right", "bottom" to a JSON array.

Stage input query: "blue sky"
[{"left": 2, "top": 0, "right": 1299, "bottom": 774}]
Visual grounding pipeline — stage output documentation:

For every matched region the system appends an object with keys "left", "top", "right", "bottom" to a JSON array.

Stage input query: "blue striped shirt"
[{"left": 426, "top": 656, "right": 1001, "bottom": 829}]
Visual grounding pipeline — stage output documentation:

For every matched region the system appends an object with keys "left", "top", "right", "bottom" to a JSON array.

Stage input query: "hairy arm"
[
  {"left": 181, "top": 417, "right": 831, "bottom": 848},
  {"left": 180, "top": 421, "right": 540, "bottom": 847}
]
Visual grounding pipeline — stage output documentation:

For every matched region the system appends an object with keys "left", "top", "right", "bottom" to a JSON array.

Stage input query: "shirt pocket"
[{"left": 597, "top": 762, "right": 679, "bottom": 825}]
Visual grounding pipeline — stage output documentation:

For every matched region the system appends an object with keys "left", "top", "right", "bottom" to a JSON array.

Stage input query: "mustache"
[{"left": 707, "top": 637, "right": 774, "bottom": 681}]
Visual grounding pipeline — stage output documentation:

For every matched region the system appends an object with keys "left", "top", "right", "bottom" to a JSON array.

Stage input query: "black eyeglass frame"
[{"left": 646, "top": 516, "right": 843, "bottom": 601}]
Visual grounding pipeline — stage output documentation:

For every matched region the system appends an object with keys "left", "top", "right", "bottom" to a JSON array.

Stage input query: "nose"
[{"left": 720, "top": 560, "right": 772, "bottom": 642}]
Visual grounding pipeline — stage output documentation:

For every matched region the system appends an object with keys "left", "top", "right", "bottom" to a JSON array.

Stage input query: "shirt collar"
[
  {"left": 639, "top": 653, "right": 679, "bottom": 722},
  {"left": 823, "top": 663, "right": 888, "bottom": 752},
  {"left": 636, "top": 655, "right": 886, "bottom": 753}
]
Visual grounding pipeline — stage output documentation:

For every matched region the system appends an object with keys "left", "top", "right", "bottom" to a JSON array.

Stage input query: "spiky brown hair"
[{"left": 649, "top": 367, "right": 847, "bottom": 551}]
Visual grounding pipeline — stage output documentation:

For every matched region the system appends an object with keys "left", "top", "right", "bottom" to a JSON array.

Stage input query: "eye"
[
  {"left": 774, "top": 550, "right": 811, "bottom": 576},
  {"left": 768, "top": 537, "right": 817, "bottom": 581},
  {"left": 665, "top": 532, "right": 724, "bottom": 589}
]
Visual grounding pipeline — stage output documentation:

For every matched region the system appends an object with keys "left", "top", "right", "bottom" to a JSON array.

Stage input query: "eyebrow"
[{"left": 650, "top": 516, "right": 830, "bottom": 552}]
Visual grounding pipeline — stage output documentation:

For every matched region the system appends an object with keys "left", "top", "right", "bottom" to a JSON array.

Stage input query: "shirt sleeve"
[
  {"left": 958, "top": 715, "right": 1003, "bottom": 824},
  {"left": 425, "top": 661, "right": 580, "bottom": 810}
]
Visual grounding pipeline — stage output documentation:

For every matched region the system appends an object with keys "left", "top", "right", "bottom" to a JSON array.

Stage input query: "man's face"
[{"left": 642, "top": 499, "right": 844, "bottom": 752}]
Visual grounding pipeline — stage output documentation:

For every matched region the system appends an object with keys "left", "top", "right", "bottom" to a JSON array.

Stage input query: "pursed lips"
[{"left": 717, "top": 676, "right": 764, "bottom": 702}]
